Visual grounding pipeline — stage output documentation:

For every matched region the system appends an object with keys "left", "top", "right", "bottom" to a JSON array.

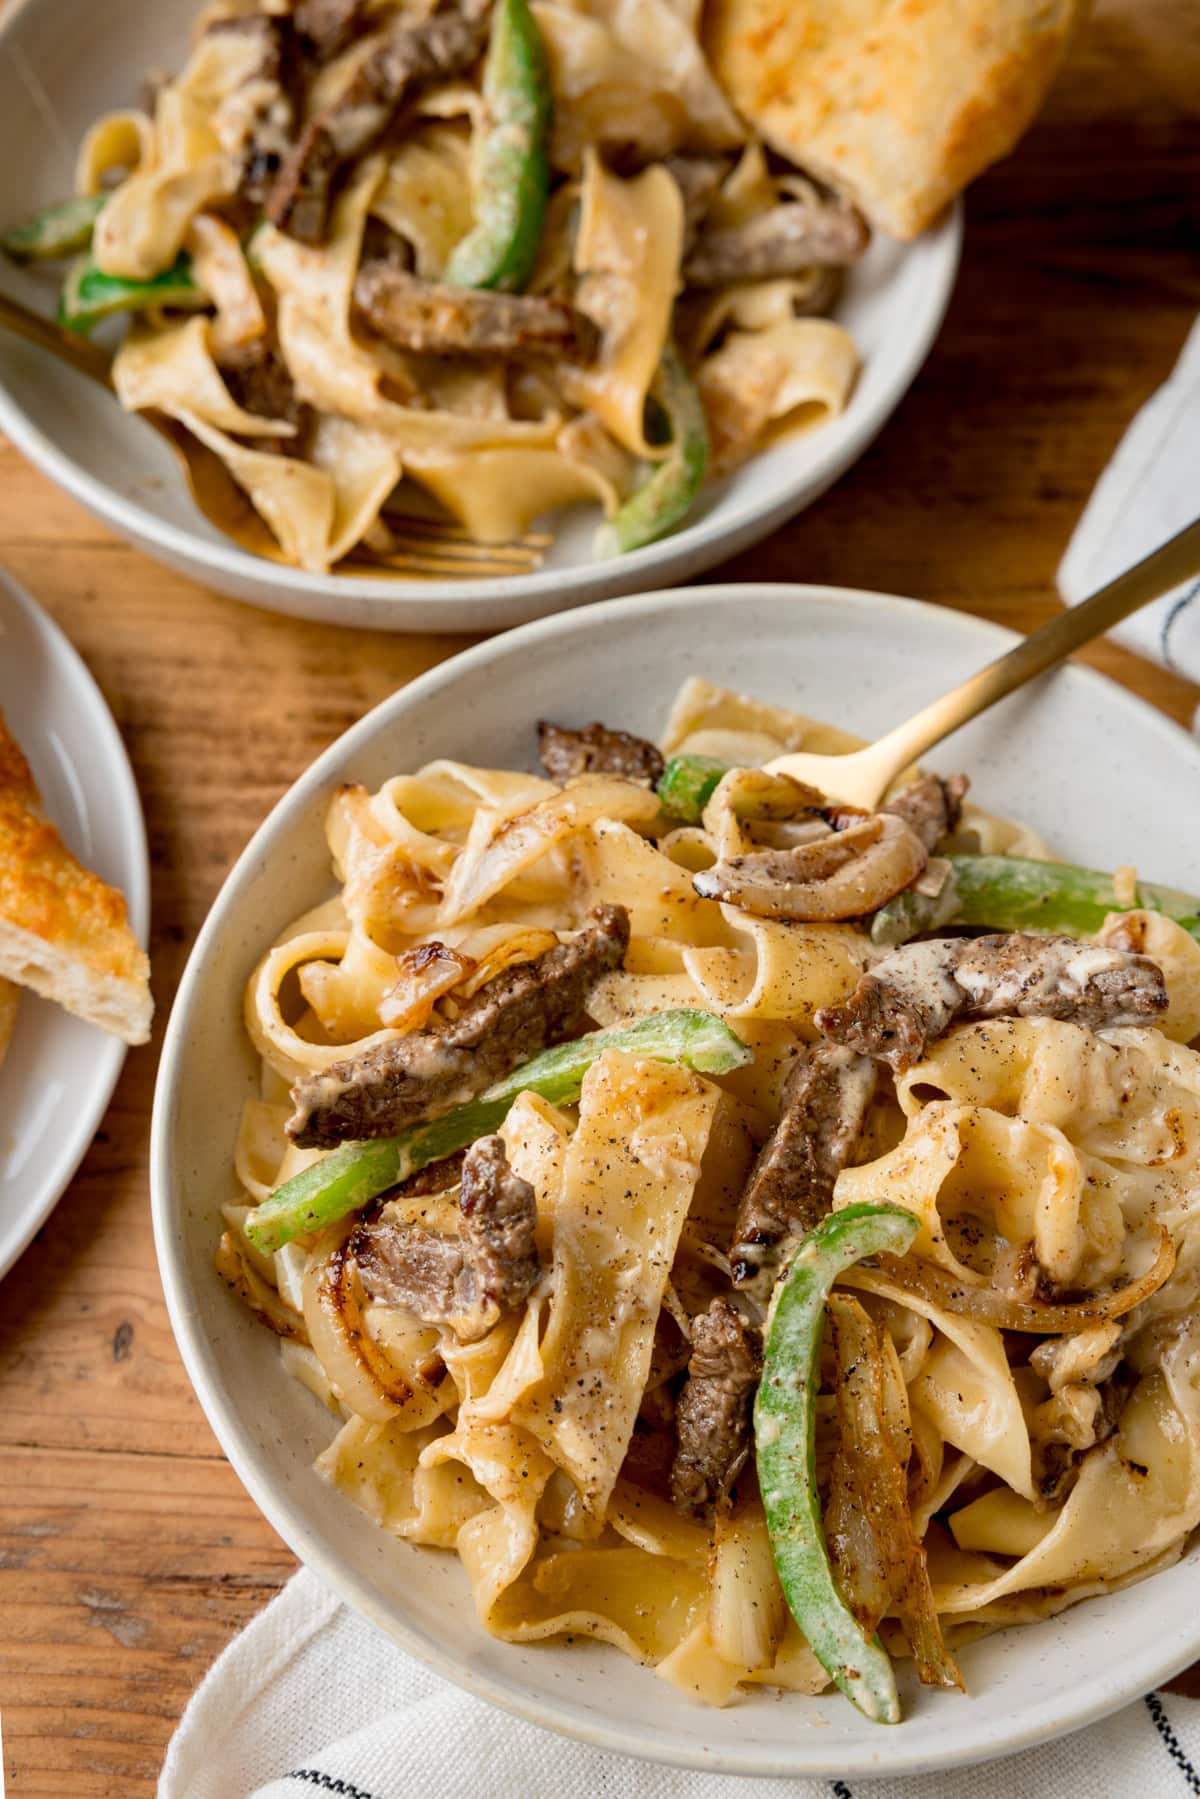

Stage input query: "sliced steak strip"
[
  {"left": 205, "top": 13, "right": 298, "bottom": 207},
  {"left": 730, "top": 1042, "right": 876, "bottom": 1295},
  {"left": 670, "top": 1297, "right": 761, "bottom": 1516},
  {"left": 816, "top": 933, "right": 1168, "bottom": 1075},
  {"left": 537, "top": 721, "right": 664, "bottom": 787},
  {"left": 267, "top": 0, "right": 491, "bottom": 243},
  {"left": 664, "top": 154, "right": 728, "bottom": 242},
  {"left": 219, "top": 339, "right": 310, "bottom": 455},
  {"left": 293, "top": 0, "right": 369, "bottom": 63},
  {"left": 286, "top": 903, "right": 630, "bottom": 1147},
  {"left": 882, "top": 773, "right": 969, "bottom": 854},
  {"left": 351, "top": 1133, "right": 541, "bottom": 1341},
  {"left": 353, "top": 263, "right": 590, "bottom": 356},
  {"left": 683, "top": 197, "right": 869, "bottom": 288}
]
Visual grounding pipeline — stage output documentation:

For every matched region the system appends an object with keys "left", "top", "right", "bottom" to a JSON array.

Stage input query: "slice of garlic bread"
[
  {"left": 705, "top": 0, "right": 1087, "bottom": 241},
  {"left": 0, "top": 711, "right": 151, "bottom": 1045}
]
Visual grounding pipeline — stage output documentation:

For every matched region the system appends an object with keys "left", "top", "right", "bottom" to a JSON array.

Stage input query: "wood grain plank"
[{"left": 0, "top": 1449, "right": 292, "bottom": 1798}]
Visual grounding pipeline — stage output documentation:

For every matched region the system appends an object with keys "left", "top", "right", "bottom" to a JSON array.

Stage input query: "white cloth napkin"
[
  {"left": 160, "top": 1566, "right": 1199, "bottom": 1799},
  {"left": 1058, "top": 315, "right": 1200, "bottom": 721}
]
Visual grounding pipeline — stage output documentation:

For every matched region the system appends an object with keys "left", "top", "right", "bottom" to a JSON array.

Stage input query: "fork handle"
[
  {"left": 0, "top": 288, "right": 114, "bottom": 387},
  {"left": 865, "top": 517, "right": 1200, "bottom": 790}
]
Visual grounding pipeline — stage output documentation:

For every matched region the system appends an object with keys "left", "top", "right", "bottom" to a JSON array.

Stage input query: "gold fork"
[
  {"left": 0, "top": 287, "right": 547, "bottom": 579},
  {"left": 767, "top": 518, "right": 1200, "bottom": 807}
]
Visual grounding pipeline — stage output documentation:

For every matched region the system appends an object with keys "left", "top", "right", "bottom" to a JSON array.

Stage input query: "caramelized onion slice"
[
  {"left": 709, "top": 766, "right": 827, "bottom": 824},
  {"left": 875, "top": 1227, "right": 1176, "bottom": 1335},
  {"left": 216, "top": 1230, "right": 307, "bottom": 1342},
  {"left": 380, "top": 941, "right": 477, "bottom": 1030},
  {"left": 302, "top": 1231, "right": 445, "bottom": 1423},
  {"left": 825, "top": 1294, "right": 962, "bottom": 1690},
  {"left": 694, "top": 813, "right": 927, "bottom": 920}
]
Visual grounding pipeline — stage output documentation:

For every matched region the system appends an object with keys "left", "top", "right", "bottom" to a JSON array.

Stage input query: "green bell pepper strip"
[
  {"left": 871, "top": 853, "right": 1200, "bottom": 948},
  {"left": 595, "top": 344, "right": 710, "bottom": 557},
  {"left": 58, "top": 250, "right": 206, "bottom": 333},
  {"left": 442, "top": 0, "right": 550, "bottom": 292},
  {"left": 869, "top": 871, "right": 962, "bottom": 947},
  {"left": 756, "top": 1201, "right": 920, "bottom": 1725},
  {"left": 2, "top": 193, "right": 108, "bottom": 262},
  {"left": 245, "top": 1007, "right": 751, "bottom": 1254},
  {"left": 656, "top": 754, "right": 730, "bottom": 825}
]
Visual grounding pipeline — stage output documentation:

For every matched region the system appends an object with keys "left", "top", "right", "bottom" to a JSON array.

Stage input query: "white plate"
[
  {"left": 151, "top": 584, "right": 1200, "bottom": 1777},
  {"left": 0, "top": 0, "right": 960, "bottom": 632},
  {"left": 0, "top": 571, "right": 149, "bottom": 1278}
]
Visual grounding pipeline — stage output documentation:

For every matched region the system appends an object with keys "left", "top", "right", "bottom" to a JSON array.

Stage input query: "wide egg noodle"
[
  {"left": 112, "top": 315, "right": 293, "bottom": 438},
  {"left": 92, "top": 27, "right": 258, "bottom": 278},
  {"left": 401, "top": 436, "right": 627, "bottom": 543},
  {"left": 839, "top": 1267, "right": 1035, "bottom": 1501},
  {"left": 256, "top": 159, "right": 562, "bottom": 454},
  {"left": 75, "top": 110, "right": 156, "bottom": 195},
  {"left": 309, "top": 415, "right": 405, "bottom": 566},
  {"left": 178, "top": 410, "right": 340, "bottom": 571},
  {"left": 683, "top": 273, "right": 842, "bottom": 360},
  {"left": 580, "top": 818, "right": 733, "bottom": 948},
  {"left": 417, "top": 1050, "right": 718, "bottom": 1649},
  {"left": 507, "top": 1049, "right": 719, "bottom": 1514},
  {"left": 533, "top": 0, "right": 743, "bottom": 171},
  {"left": 565, "top": 152, "right": 685, "bottom": 458},
  {"left": 437, "top": 775, "right": 661, "bottom": 927},
  {"left": 697, "top": 317, "right": 859, "bottom": 475},
  {"left": 316, "top": 1417, "right": 493, "bottom": 1547},
  {"left": 245, "top": 928, "right": 400, "bottom": 1082},
  {"left": 835, "top": 1100, "right": 1122, "bottom": 1289},
  {"left": 896, "top": 1019, "right": 1200, "bottom": 1239},
  {"left": 186, "top": 213, "right": 266, "bottom": 352},
  {"left": 369, "top": 122, "right": 476, "bottom": 277},
  {"left": 934, "top": 1342, "right": 1200, "bottom": 1613}
]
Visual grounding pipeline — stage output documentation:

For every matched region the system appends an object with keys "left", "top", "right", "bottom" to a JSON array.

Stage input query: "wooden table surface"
[{"left": 3, "top": 2, "right": 1200, "bottom": 1792}]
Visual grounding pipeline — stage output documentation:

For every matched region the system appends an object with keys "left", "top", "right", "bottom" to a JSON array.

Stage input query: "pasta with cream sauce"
[
  {"left": 4, "top": 0, "right": 871, "bottom": 573},
  {"left": 217, "top": 677, "right": 1200, "bottom": 1714}
]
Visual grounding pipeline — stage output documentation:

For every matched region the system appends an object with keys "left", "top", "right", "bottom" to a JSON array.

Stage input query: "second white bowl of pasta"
[
  {"left": 152, "top": 581, "right": 1200, "bottom": 1777},
  {"left": 0, "top": 0, "right": 958, "bottom": 630}
]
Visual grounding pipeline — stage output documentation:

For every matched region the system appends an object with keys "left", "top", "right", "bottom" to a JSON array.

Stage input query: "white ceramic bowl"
[
  {"left": 0, "top": 0, "right": 961, "bottom": 632},
  {"left": 152, "top": 584, "right": 1200, "bottom": 1778},
  {"left": 0, "top": 568, "right": 149, "bottom": 1278}
]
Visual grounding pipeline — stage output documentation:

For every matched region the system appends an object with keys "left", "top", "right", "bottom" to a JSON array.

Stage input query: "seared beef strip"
[
  {"left": 537, "top": 721, "right": 665, "bottom": 786},
  {"left": 286, "top": 903, "right": 630, "bottom": 1147},
  {"left": 353, "top": 263, "right": 591, "bottom": 357},
  {"left": 670, "top": 1297, "right": 761, "bottom": 1516},
  {"left": 730, "top": 1043, "right": 876, "bottom": 1295},
  {"left": 267, "top": 0, "right": 491, "bottom": 243},
  {"left": 205, "top": 13, "right": 297, "bottom": 207},
  {"left": 394, "top": 1147, "right": 467, "bottom": 1197},
  {"left": 684, "top": 197, "right": 869, "bottom": 288},
  {"left": 882, "top": 773, "right": 969, "bottom": 853},
  {"left": 816, "top": 933, "right": 1168, "bottom": 1075},
  {"left": 293, "top": 0, "right": 369, "bottom": 63},
  {"left": 219, "top": 340, "right": 311, "bottom": 455},
  {"left": 351, "top": 1133, "right": 541, "bottom": 1341},
  {"left": 1032, "top": 1363, "right": 1134, "bottom": 1507},
  {"left": 664, "top": 154, "right": 728, "bottom": 242}
]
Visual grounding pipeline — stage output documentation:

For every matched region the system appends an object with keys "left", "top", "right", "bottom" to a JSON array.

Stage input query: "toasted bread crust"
[
  {"left": 0, "top": 711, "right": 151, "bottom": 1045},
  {"left": 704, "top": 0, "right": 1088, "bottom": 240}
]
